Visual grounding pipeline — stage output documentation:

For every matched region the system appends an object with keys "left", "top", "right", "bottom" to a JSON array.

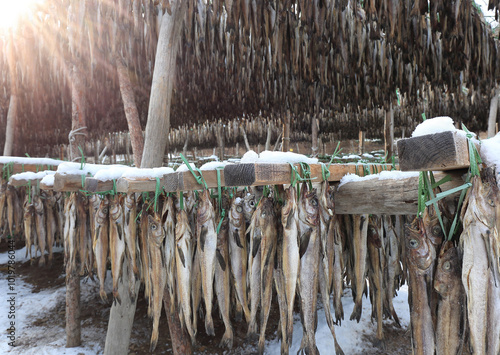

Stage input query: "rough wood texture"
[
  {"left": 488, "top": 87, "right": 499, "bottom": 138},
  {"left": 0, "top": 163, "right": 58, "bottom": 175},
  {"left": 397, "top": 131, "right": 470, "bottom": 171},
  {"left": 8, "top": 178, "right": 43, "bottom": 188},
  {"left": 224, "top": 164, "right": 256, "bottom": 186},
  {"left": 65, "top": 267, "right": 81, "bottom": 347},
  {"left": 54, "top": 173, "right": 86, "bottom": 192},
  {"left": 141, "top": 0, "right": 187, "bottom": 168},
  {"left": 334, "top": 171, "right": 465, "bottom": 215},
  {"left": 116, "top": 56, "right": 144, "bottom": 167},
  {"left": 103, "top": 261, "right": 140, "bottom": 355},
  {"left": 84, "top": 178, "right": 114, "bottom": 193}
]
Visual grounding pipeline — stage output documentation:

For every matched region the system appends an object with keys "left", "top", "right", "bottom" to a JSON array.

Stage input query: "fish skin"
[
  {"left": 139, "top": 203, "right": 152, "bottom": 305},
  {"left": 147, "top": 213, "right": 167, "bottom": 352},
  {"left": 175, "top": 209, "right": 196, "bottom": 345},
  {"left": 350, "top": 214, "right": 369, "bottom": 322},
  {"left": 297, "top": 185, "right": 321, "bottom": 355},
  {"left": 258, "top": 197, "right": 277, "bottom": 354},
  {"left": 215, "top": 206, "right": 234, "bottom": 349},
  {"left": 405, "top": 217, "right": 436, "bottom": 355},
  {"left": 282, "top": 186, "right": 300, "bottom": 347},
  {"left": 123, "top": 193, "right": 139, "bottom": 302},
  {"left": 331, "top": 214, "right": 345, "bottom": 324},
  {"left": 228, "top": 195, "right": 251, "bottom": 323},
  {"left": 162, "top": 195, "right": 176, "bottom": 315},
  {"left": 0, "top": 183, "right": 7, "bottom": 233},
  {"left": 109, "top": 195, "right": 126, "bottom": 305},
  {"left": 23, "top": 201, "right": 35, "bottom": 264},
  {"left": 383, "top": 215, "right": 401, "bottom": 326},
  {"left": 243, "top": 190, "right": 257, "bottom": 224},
  {"left": 55, "top": 192, "right": 65, "bottom": 247},
  {"left": 93, "top": 196, "right": 109, "bottom": 302},
  {"left": 76, "top": 192, "right": 89, "bottom": 275},
  {"left": 45, "top": 191, "right": 57, "bottom": 267},
  {"left": 191, "top": 241, "right": 202, "bottom": 335},
  {"left": 196, "top": 189, "right": 218, "bottom": 336},
  {"left": 434, "top": 241, "right": 464, "bottom": 355},
  {"left": 274, "top": 219, "right": 289, "bottom": 355},
  {"left": 247, "top": 197, "right": 263, "bottom": 338},
  {"left": 367, "top": 215, "right": 385, "bottom": 344},
  {"left": 460, "top": 171, "right": 500, "bottom": 355},
  {"left": 33, "top": 194, "right": 46, "bottom": 267}
]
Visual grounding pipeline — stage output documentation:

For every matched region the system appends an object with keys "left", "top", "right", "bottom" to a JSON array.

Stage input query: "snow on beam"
[
  {"left": 397, "top": 131, "right": 472, "bottom": 171},
  {"left": 334, "top": 170, "right": 466, "bottom": 215}
]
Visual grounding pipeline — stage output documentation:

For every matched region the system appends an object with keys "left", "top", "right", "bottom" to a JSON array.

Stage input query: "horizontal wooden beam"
[
  {"left": 334, "top": 170, "right": 466, "bottom": 215},
  {"left": 0, "top": 162, "right": 59, "bottom": 175},
  {"left": 53, "top": 173, "right": 87, "bottom": 192},
  {"left": 397, "top": 131, "right": 471, "bottom": 171},
  {"left": 114, "top": 163, "right": 397, "bottom": 193},
  {"left": 85, "top": 178, "right": 114, "bottom": 193},
  {"left": 8, "top": 178, "right": 42, "bottom": 188}
]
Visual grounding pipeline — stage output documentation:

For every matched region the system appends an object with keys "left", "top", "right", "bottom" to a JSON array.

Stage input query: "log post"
[
  {"left": 488, "top": 87, "right": 499, "bottom": 138},
  {"left": 384, "top": 103, "right": 394, "bottom": 158},
  {"left": 282, "top": 111, "right": 290, "bottom": 152},
  {"left": 65, "top": 264, "right": 81, "bottom": 347},
  {"left": 358, "top": 131, "right": 365, "bottom": 155},
  {"left": 116, "top": 55, "right": 144, "bottom": 167}
]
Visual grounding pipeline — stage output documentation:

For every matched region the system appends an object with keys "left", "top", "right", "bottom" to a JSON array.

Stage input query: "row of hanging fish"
[
  {"left": 2, "top": 0, "right": 499, "bottom": 156},
  {"left": 403, "top": 165, "right": 500, "bottom": 355}
]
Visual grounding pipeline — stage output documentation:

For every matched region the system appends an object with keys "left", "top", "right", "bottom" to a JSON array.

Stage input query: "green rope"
[
  {"left": 320, "top": 162, "right": 330, "bottom": 182},
  {"left": 299, "top": 162, "right": 314, "bottom": 190},
  {"left": 462, "top": 124, "right": 482, "bottom": 177},
  {"left": 421, "top": 113, "right": 427, "bottom": 121},
  {"left": 422, "top": 171, "right": 447, "bottom": 238},
  {"left": 179, "top": 191, "right": 184, "bottom": 211},
  {"left": 216, "top": 209, "right": 226, "bottom": 234},
  {"left": 153, "top": 177, "right": 162, "bottom": 213},
  {"left": 2, "top": 162, "right": 14, "bottom": 181},
  {"left": 179, "top": 153, "right": 207, "bottom": 189},
  {"left": 326, "top": 142, "right": 342, "bottom": 170},
  {"left": 216, "top": 167, "right": 224, "bottom": 216},
  {"left": 26, "top": 180, "right": 32, "bottom": 204}
]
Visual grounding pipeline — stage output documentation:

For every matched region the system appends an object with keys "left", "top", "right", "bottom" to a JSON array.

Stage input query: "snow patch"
[
  {"left": 411, "top": 116, "right": 473, "bottom": 138},
  {"left": 240, "top": 150, "right": 259, "bottom": 163},
  {"left": 40, "top": 174, "right": 55, "bottom": 187},
  {"left": 241, "top": 150, "right": 318, "bottom": 164},
  {"left": 9, "top": 170, "right": 56, "bottom": 182},
  {"left": 338, "top": 171, "right": 420, "bottom": 189},
  {"left": 481, "top": 133, "right": 500, "bottom": 173},
  {"left": 56, "top": 162, "right": 129, "bottom": 177},
  {"left": 199, "top": 161, "right": 232, "bottom": 170},
  {"left": 120, "top": 167, "right": 174, "bottom": 179},
  {"left": 0, "top": 157, "right": 63, "bottom": 166}
]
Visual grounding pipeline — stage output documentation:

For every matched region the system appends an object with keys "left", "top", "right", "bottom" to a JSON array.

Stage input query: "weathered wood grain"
[
  {"left": 397, "top": 131, "right": 470, "bottom": 171},
  {"left": 334, "top": 170, "right": 466, "bottom": 215},
  {"left": 85, "top": 178, "right": 114, "bottom": 193},
  {"left": 53, "top": 173, "right": 86, "bottom": 192}
]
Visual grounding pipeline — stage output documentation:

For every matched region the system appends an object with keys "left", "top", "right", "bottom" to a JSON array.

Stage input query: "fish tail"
[
  {"left": 258, "top": 332, "right": 266, "bottom": 354},
  {"left": 391, "top": 308, "right": 401, "bottom": 327},
  {"left": 219, "top": 327, "right": 234, "bottom": 349},
  {"left": 247, "top": 319, "right": 258, "bottom": 338},
  {"left": 149, "top": 331, "right": 158, "bottom": 353},
  {"left": 113, "top": 290, "right": 121, "bottom": 305},
  {"left": 205, "top": 315, "right": 215, "bottom": 336},
  {"left": 350, "top": 302, "right": 362, "bottom": 322},
  {"left": 38, "top": 255, "right": 45, "bottom": 267},
  {"left": 99, "top": 288, "right": 108, "bottom": 302}
]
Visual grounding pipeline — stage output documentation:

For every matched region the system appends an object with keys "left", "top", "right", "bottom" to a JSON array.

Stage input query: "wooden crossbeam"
[
  {"left": 397, "top": 131, "right": 471, "bottom": 171},
  {"left": 0, "top": 162, "right": 59, "bottom": 175},
  {"left": 8, "top": 178, "right": 43, "bottom": 188},
  {"left": 334, "top": 170, "right": 466, "bottom": 215},
  {"left": 53, "top": 173, "right": 87, "bottom": 192}
]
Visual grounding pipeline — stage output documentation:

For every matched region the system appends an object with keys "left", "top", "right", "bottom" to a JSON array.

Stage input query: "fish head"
[
  {"left": 162, "top": 195, "right": 174, "bottom": 225},
  {"left": 229, "top": 196, "right": 244, "bottom": 224},
  {"left": 472, "top": 168, "right": 500, "bottom": 228},
  {"left": 243, "top": 192, "right": 257, "bottom": 222},
  {"left": 197, "top": 189, "right": 215, "bottom": 224},
  {"left": 405, "top": 219, "right": 435, "bottom": 272},
  {"left": 422, "top": 204, "right": 444, "bottom": 247},
  {"left": 434, "top": 241, "right": 461, "bottom": 296},
  {"left": 96, "top": 197, "right": 110, "bottom": 224},
  {"left": 109, "top": 196, "right": 122, "bottom": 220},
  {"left": 368, "top": 216, "right": 382, "bottom": 248},
  {"left": 299, "top": 185, "right": 319, "bottom": 226},
  {"left": 124, "top": 193, "right": 135, "bottom": 210},
  {"left": 148, "top": 213, "right": 165, "bottom": 244}
]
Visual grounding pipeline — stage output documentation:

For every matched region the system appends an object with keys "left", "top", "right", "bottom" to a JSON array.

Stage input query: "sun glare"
[{"left": 0, "top": 0, "right": 42, "bottom": 30}]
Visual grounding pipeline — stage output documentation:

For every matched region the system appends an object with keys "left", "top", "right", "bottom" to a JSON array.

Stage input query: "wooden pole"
[
  {"left": 384, "top": 103, "right": 394, "bottom": 159},
  {"left": 265, "top": 120, "right": 272, "bottom": 151},
  {"left": 3, "top": 30, "right": 17, "bottom": 156},
  {"left": 282, "top": 111, "right": 290, "bottom": 152},
  {"left": 358, "top": 131, "right": 365, "bottom": 155},
  {"left": 311, "top": 115, "right": 318, "bottom": 157},
  {"left": 116, "top": 56, "right": 144, "bottom": 167},
  {"left": 487, "top": 87, "right": 499, "bottom": 138},
  {"left": 240, "top": 124, "right": 251, "bottom": 151},
  {"left": 141, "top": 0, "right": 187, "bottom": 167},
  {"left": 65, "top": 264, "right": 81, "bottom": 347}
]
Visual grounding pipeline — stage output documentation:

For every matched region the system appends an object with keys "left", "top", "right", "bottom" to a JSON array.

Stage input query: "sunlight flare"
[{"left": 0, "top": 0, "right": 42, "bottom": 30}]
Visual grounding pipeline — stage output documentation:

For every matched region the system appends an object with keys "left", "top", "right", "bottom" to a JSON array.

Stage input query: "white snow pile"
[
  {"left": 40, "top": 174, "right": 55, "bottom": 187},
  {"left": 121, "top": 166, "right": 174, "bottom": 179},
  {"left": 241, "top": 150, "right": 318, "bottom": 164},
  {"left": 176, "top": 162, "right": 197, "bottom": 172},
  {"left": 0, "top": 156, "right": 63, "bottom": 166},
  {"left": 9, "top": 170, "right": 56, "bottom": 181},
  {"left": 411, "top": 116, "right": 474, "bottom": 138},
  {"left": 481, "top": 133, "right": 500, "bottom": 172},
  {"left": 341, "top": 154, "right": 362, "bottom": 160},
  {"left": 338, "top": 170, "right": 420, "bottom": 189},
  {"left": 199, "top": 161, "right": 233, "bottom": 170},
  {"left": 56, "top": 162, "right": 129, "bottom": 177}
]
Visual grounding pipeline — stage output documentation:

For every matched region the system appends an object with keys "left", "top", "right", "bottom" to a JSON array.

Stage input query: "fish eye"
[
  {"left": 103, "top": 208, "right": 108, "bottom": 214},
  {"left": 151, "top": 224, "right": 157, "bottom": 230},
  {"left": 432, "top": 226, "right": 443, "bottom": 236},
  {"left": 311, "top": 198, "right": 318, "bottom": 207},
  {"left": 249, "top": 200, "right": 255, "bottom": 207},
  {"left": 236, "top": 206, "right": 243, "bottom": 213},
  {"left": 409, "top": 238, "right": 419, "bottom": 249},
  {"left": 487, "top": 198, "right": 495, "bottom": 207},
  {"left": 443, "top": 261, "right": 451, "bottom": 271}
]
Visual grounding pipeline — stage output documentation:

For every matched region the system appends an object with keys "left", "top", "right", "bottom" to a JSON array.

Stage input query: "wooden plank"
[
  {"left": 39, "top": 181, "right": 54, "bottom": 190},
  {"left": 53, "top": 173, "right": 86, "bottom": 192},
  {"left": 163, "top": 172, "right": 182, "bottom": 193},
  {"left": 0, "top": 163, "right": 58, "bottom": 175},
  {"left": 85, "top": 178, "right": 114, "bottom": 193},
  {"left": 8, "top": 178, "right": 41, "bottom": 188},
  {"left": 397, "top": 131, "right": 470, "bottom": 171},
  {"left": 116, "top": 177, "right": 158, "bottom": 193},
  {"left": 334, "top": 170, "right": 466, "bottom": 215},
  {"left": 224, "top": 163, "right": 256, "bottom": 186},
  {"left": 176, "top": 169, "right": 225, "bottom": 191}
]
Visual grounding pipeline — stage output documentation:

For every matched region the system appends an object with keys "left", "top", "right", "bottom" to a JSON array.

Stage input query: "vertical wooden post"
[
  {"left": 265, "top": 120, "right": 272, "bottom": 151},
  {"left": 311, "top": 116, "right": 318, "bottom": 157},
  {"left": 384, "top": 103, "right": 394, "bottom": 159},
  {"left": 358, "top": 131, "right": 365, "bottom": 155},
  {"left": 282, "top": 111, "right": 290, "bottom": 152},
  {"left": 65, "top": 264, "right": 81, "bottom": 347},
  {"left": 488, "top": 87, "right": 499, "bottom": 138}
]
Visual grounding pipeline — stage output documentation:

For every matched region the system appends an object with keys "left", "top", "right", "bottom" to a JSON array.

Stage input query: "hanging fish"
[
  {"left": 162, "top": 195, "right": 176, "bottom": 315},
  {"left": 93, "top": 196, "right": 109, "bottom": 302},
  {"left": 123, "top": 193, "right": 139, "bottom": 301},
  {"left": 350, "top": 214, "right": 369, "bottom": 322},
  {"left": 109, "top": 194, "right": 126, "bottom": 305},
  {"left": 33, "top": 194, "right": 46, "bottom": 267},
  {"left": 196, "top": 189, "right": 218, "bottom": 336},
  {"left": 23, "top": 198, "right": 35, "bottom": 264}
]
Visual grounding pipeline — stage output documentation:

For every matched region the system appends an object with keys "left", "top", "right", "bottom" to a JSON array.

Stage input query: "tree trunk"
[
  {"left": 488, "top": 87, "right": 499, "bottom": 138},
  {"left": 3, "top": 31, "right": 17, "bottom": 156},
  {"left": 358, "top": 131, "right": 365, "bottom": 155},
  {"left": 69, "top": 64, "right": 87, "bottom": 161},
  {"left": 116, "top": 56, "right": 144, "bottom": 167},
  {"left": 141, "top": 0, "right": 187, "bottom": 167},
  {"left": 65, "top": 265, "right": 81, "bottom": 348},
  {"left": 311, "top": 116, "right": 318, "bottom": 157}
]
